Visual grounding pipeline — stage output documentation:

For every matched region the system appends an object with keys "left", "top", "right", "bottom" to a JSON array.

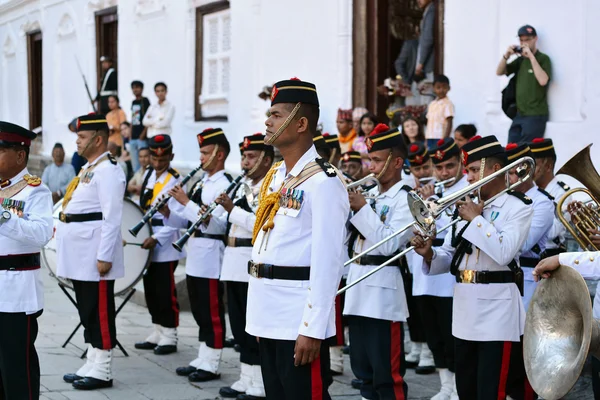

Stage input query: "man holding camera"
[{"left": 496, "top": 25, "right": 552, "bottom": 144}]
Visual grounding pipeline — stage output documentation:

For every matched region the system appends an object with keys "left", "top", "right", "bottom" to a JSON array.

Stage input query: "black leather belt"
[
  {"left": 540, "top": 248, "right": 565, "bottom": 259},
  {"left": 247, "top": 261, "right": 311, "bottom": 281},
  {"left": 0, "top": 253, "right": 41, "bottom": 271},
  {"left": 456, "top": 270, "right": 518, "bottom": 284},
  {"left": 226, "top": 237, "right": 253, "bottom": 247},
  {"left": 151, "top": 219, "right": 164, "bottom": 227},
  {"left": 59, "top": 212, "right": 103, "bottom": 223},
  {"left": 193, "top": 231, "right": 224, "bottom": 241},
  {"left": 519, "top": 257, "right": 540, "bottom": 267},
  {"left": 432, "top": 238, "right": 444, "bottom": 247},
  {"left": 352, "top": 253, "right": 400, "bottom": 267}
]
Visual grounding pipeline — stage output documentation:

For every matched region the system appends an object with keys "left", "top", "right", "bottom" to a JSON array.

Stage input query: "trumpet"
[
  {"left": 129, "top": 165, "right": 203, "bottom": 237},
  {"left": 172, "top": 172, "right": 247, "bottom": 252},
  {"left": 338, "top": 156, "right": 535, "bottom": 295},
  {"left": 418, "top": 177, "right": 457, "bottom": 196},
  {"left": 346, "top": 173, "right": 382, "bottom": 199}
]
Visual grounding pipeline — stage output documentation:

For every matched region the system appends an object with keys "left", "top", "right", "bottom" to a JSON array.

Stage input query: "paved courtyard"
[{"left": 37, "top": 272, "right": 593, "bottom": 399}]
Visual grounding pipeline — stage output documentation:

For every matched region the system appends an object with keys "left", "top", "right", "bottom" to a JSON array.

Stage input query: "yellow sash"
[
  {"left": 62, "top": 154, "right": 109, "bottom": 210},
  {"left": 149, "top": 173, "right": 173, "bottom": 206}
]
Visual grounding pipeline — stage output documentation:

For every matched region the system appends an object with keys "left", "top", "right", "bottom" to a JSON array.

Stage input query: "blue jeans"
[
  {"left": 129, "top": 139, "right": 147, "bottom": 173},
  {"left": 508, "top": 114, "right": 548, "bottom": 145}
]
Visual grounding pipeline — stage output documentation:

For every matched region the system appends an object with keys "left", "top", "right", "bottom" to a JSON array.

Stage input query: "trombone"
[
  {"left": 346, "top": 173, "right": 381, "bottom": 199},
  {"left": 129, "top": 164, "right": 203, "bottom": 237},
  {"left": 338, "top": 156, "right": 536, "bottom": 295}
]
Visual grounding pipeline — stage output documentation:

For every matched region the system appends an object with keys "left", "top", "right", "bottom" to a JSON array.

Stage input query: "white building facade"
[{"left": 0, "top": 0, "right": 597, "bottom": 173}]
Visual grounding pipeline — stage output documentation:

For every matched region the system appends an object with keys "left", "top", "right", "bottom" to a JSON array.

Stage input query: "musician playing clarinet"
[
  {"left": 135, "top": 134, "right": 185, "bottom": 355},
  {"left": 161, "top": 128, "right": 232, "bottom": 382}
]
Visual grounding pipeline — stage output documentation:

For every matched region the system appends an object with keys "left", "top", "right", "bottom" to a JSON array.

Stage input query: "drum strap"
[{"left": 140, "top": 167, "right": 154, "bottom": 210}]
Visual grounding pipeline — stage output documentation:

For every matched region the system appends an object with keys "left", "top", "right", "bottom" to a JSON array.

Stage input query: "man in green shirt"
[{"left": 496, "top": 25, "right": 552, "bottom": 144}]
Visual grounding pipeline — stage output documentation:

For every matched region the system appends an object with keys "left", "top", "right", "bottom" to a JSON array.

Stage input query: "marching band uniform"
[
  {"left": 323, "top": 133, "right": 342, "bottom": 166},
  {"left": 57, "top": 114, "right": 126, "bottom": 390},
  {"left": 529, "top": 138, "right": 569, "bottom": 257},
  {"left": 343, "top": 125, "right": 412, "bottom": 399},
  {"left": 218, "top": 135, "right": 269, "bottom": 399},
  {"left": 0, "top": 122, "right": 53, "bottom": 400},
  {"left": 505, "top": 143, "right": 554, "bottom": 311},
  {"left": 167, "top": 128, "right": 231, "bottom": 382},
  {"left": 247, "top": 79, "right": 348, "bottom": 399},
  {"left": 411, "top": 138, "right": 468, "bottom": 399},
  {"left": 96, "top": 56, "right": 118, "bottom": 115},
  {"left": 341, "top": 151, "right": 364, "bottom": 181},
  {"left": 135, "top": 134, "right": 186, "bottom": 354},
  {"left": 422, "top": 135, "right": 534, "bottom": 399}
]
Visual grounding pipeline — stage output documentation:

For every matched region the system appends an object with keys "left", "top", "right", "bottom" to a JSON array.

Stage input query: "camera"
[{"left": 514, "top": 46, "right": 523, "bottom": 54}]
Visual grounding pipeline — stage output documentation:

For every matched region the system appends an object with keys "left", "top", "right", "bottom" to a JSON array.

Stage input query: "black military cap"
[
  {"left": 148, "top": 134, "right": 173, "bottom": 156},
  {"left": 0, "top": 121, "right": 36, "bottom": 147},
  {"left": 365, "top": 124, "right": 403, "bottom": 153},
  {"left": 529, "top": 138, "right": 555, "bottom": 159},
  {"left": 505, "top": 142, "right": 532, "bottom": 162},
  {"left": 408, "top": 142, "right": 430, "bottom": 166},
  {"left": 75, "top": 114, "right": 109, "bottom": 133},
  {"left": 323, "top": 133, "right": 341, "bottom": 153},
  {"left": 460, "top": 135, "right": 505, "bottom": 166},
  {"left": 241, "top": 133, "right": 272, "bottom": 153},
  {"left": 197, "top": 127, "right": 230, "bottom": 149},
  {"left": 341, "top": 151, "right": 362, "bottom": 164},
  {"left": 431, "top": 138, "right": 460, "bottom": 164},
  {"left": 270, "top": 78, "right": 319, "bottom": 106}
]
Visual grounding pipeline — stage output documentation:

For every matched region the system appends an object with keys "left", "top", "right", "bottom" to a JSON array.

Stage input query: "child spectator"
[
  {"left": 130, "top": 80, "right": 151, "bottom": 172},
  {"left": 425, "top": 74, "right": 455, "bottom": 148}
]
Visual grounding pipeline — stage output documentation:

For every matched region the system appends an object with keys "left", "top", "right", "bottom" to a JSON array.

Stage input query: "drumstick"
[{"left": 122, "top": 240, "right": 144, "bottom": 247}]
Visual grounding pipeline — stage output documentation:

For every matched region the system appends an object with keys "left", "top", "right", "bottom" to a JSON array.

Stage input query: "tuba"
[{"left": 524, "top": 144, "right": 600, "bottom": 398}]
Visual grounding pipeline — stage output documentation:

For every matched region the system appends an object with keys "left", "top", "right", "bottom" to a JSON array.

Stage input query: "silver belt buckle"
[{"left": 250, "top": 263, "right": 260, "bottom": 279}]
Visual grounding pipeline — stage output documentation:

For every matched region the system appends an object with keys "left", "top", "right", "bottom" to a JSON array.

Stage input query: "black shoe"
[
  {"left": 175, "top": 366, "right": 197, "bottom": 376},
  {"left": 224, "top": 338, "right": 236, "bottom": 348},
  {"left": 415, "top": 365, "right": 436, "bottom": 375},
  {"left": 342, "top": 345, "right": 350, "bottom": 355},
  {"left": 219, "top": 386, "right": 243, "bottom": 398},
  {"left": 72, "top": 377, "right": 113, "bottom": 390},
  {"left": 153, "top": 345, "right": 177, "bottom": 355},
  {"left": 134, "top": 341, "right": 157, "bottom": 350},
  {"left": 63, "top": 373, "right": 83, "bottom": 383},
  {"left": 405, "top": 360, "right": 419, "bottom": 368},
  {"left": 188, "top": 369, "right": 220, "bottom": 382},
  {"left": 330, "top": 369, "right": 343, "bottom": 376},
  {"left": 234, "top": 343, "right": 241, "bottom": 353},
  {"left": 351, "top": 378, "right": 363, "bottom": 390},
  {"left": 237, "top": 394, "right": 266, "bottom": 400}
]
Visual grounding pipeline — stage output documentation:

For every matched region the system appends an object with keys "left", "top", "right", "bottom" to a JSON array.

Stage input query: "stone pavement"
[{"left": 37, "top": 271, "right": 593, "bottom": 399}]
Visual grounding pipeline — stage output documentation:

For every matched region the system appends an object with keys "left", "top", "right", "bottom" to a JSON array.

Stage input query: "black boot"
[
  {"left": 219, "top": 386, "right": 243, "bottom": 398},
  {"left": 134, "top": 341, "right": 157, "bottom": 350},
  {"left": 154, "top": 345, "right": 177, "bottom": 355},
  {"left": 175, "top": 366, "right": 197, "bottom": 376},
  {"left": 63, "top": 373, "right": 83, "bottom": 383},
  {"left": 188, "top": 369, "right": 220, "bottom": 382},
  {"left": 72, "top": 377, "right": 113, "bottom": 390},
  {"left": 237, "top": 394, "right": 266, "bottom": 400}
]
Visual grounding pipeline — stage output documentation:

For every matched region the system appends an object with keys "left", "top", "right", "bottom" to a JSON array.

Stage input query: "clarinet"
[
  {"left": 172, "top": 172, "right": 246, "bottom": 252},
  {"left": 129, "top": 165, "right": 203, "bottom": 237}
]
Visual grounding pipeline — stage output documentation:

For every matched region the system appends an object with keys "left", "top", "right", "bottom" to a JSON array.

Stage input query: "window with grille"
[{"left": 195, "top": 1, "right": 230, "bottom": 121}]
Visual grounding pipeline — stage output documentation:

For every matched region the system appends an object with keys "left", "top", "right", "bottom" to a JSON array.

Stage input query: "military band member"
[
  {"left": 411, "top": 137, "right": 468, "bottom": 399},
  {"left": 529, "top": 138, "right": 569, "bottom": 257},
  {"left": 505, "top": 143, "right": 554, "bottom": 311},
  {"left": 412, "top": 135, "right": 534, "bottom": 399},
  {"left": 247, "top": 78, "right": 349, "bottom": 399},
  {"left": 96, "top": 56, "right": 118, "bottom": 115},
  {"left": 163, "top": 128, "right": 231, "bottom": 382},
  {"left": 134, "top": 134, "right": 185, "bottom": 354},
  {"left": 323, "top": 133, "right": 341, "bottom": 166},
  {"left": 57, "top": 114, "right": 126, "bottom": 390},
  {"left": 341, "top": 151, "right": 364, "bottom": 180},
  {"left": 0, "top": 122, "right": 53, "bottom": 399},
  {"left": 403, "top": 142, "right": 435, "bottom": 375},
  {"left": 343, "top": 123, "right": 412, "bottom": 399},
  {"left": 215, "top": 134, "right": 273, "bottom": 399}
]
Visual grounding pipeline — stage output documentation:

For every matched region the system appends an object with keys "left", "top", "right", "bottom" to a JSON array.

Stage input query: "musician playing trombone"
[
  {"left": 409, "top": 137, "right": 468, "bottom": 399},
  {"left": 212, "top": 134, "right": 274, "bottom": 399},
  {"left": 343, "top": 123, "right": 413, "bottom": 399},
  {"left": 411, "top": 135, "right": 535, "bottom": 400},
  {"left": 160, "top": 128, "right": 233, "bottom": 382},
  {"left": 340, "top": 151, "right": 364, "bottom": 181},
  {"left": 134, "top": 134, "right": 185, "bottom": 355}
]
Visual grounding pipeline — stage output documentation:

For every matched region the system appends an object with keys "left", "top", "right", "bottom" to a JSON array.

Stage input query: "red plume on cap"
[
  {"left": 409, "top": 144, "right": 419, "bottom": 153},
  {"left": 88, "top": 112, "right": 97, "bottom": 116},
  {"left": 532, "top": 138, "right": 544, "bottom": 143},
  {"left": 506, "top": 143, "right": 518, "bottom": 150},
  {"left": 155, "top": 135, "right": 165, "bottom": 143},
  {"left": 370, "top": 123, "right": 390, "bottom": 136},
  {"left": 323, "top": 132, "right": 330, "bottom": 137},
  {"left": 203, "top": 128, "right": 214, "bottom": 132},
  {"left": 469, "top": 135, "right": 482, "bottom": 142},
  {"left": 437, "top": 138, "right": 445, "bottom": 146},
  {"left": 253, "top": 132, "right": 262, "bottom": 136},
  {"left": 290, "top": 77, "right": 300, "bottom": 81}
]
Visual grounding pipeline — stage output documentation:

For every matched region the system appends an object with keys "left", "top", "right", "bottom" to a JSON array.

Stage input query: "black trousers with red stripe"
[
  {"left": 402, "top": 273, "right": 426, "bottom": 343},
  {"left": 259, "top": 338, "right": 332, "bottom": 400},
  {"left": 330, "top": 278, "right": 347, "bottom": 347},
  {"left": 348, "top": 316, "right": 408, "bottom": 400},
  {"left": 143, "top": 261, "right": 180, "bottom": 328},
  {"left": 455, "top": 337, "right": 537, "bottom": 400},
  {"left": 416, "top": 295, "right": 454, "bottom": 371},
  {"left": 72, "top": 280, "right": 117, "bottom": 350},
  {"left": 226, "top": 281, "right": 259, "bottom": 365},
  {"left": 186, "top": 275, "right": 226, "bottom": 349},
  {"left": 0, "top": 311, "right": 41, "bottom": 400}
]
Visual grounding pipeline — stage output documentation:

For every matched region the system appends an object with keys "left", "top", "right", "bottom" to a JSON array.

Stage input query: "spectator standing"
[
  {"left": 95, "top": 56, "right": 117, "bottom": 114},
  {"left": 425, "top": 75, "right": 454, "bottom": 149},
  {"left": 130, "top": 80, "right": 151, "bottom": 172},
  {"left": 352, "top": 107, "right": 369, "bottom": 133},
  {"left": 497, "top": 25, "right": 551, "bottom": 144},
  {"left": 453, "top": 124, "right": 477, "bottom": 148},
  {"left": 41, "top": 143, "right": 76, "bottom": 204},
  {"left": 415, "top": 0, "right": 436, "bottom": 101},
  {"left": 143, "top": 82, "right": 175, "bottom": 139},
  {"left": 337, "top": 108, "right": 357, "bottom": 153},
  {"left": 106, "top": 95, "right": 127, "bottom": 148},
  {"left": 126, "top": 147, "right": 150, "bottom": 203}
]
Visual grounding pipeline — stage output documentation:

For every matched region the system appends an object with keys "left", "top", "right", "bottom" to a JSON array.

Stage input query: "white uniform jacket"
[
  {"left": 246, "top": 146, "right": 349, "bottom": 341},
  {"left": 141, "top": 168, "right": 186, "bottom": 263},
  {"left": 424, "top": 192, "right": 533, "bottom": 342},
  {"left": 56, "top": 152, "right": 126, "bottom": 281},
  {"left": 411, "top": 175, "right": 469, "bottom": 297},
  {"left": 0, "top": 169, "right": 53, "bottom": 314},
  {"left": 164, "top": 169, "right": 230, "bottom": 278},
  {"left": 343, "top": 179, "right": 414, "bottom": 322},
  {"left": 218, "top": 176, "right": 262, "bottom": 283},
  {"left": 544, "top": 177, "right": 569, "bottom": 251},
  {"left": 559, "top": 251, "right": 600, "bottom": 319},
  {"left": 520, "top": 186, "right": 554, "bottom": 273}
]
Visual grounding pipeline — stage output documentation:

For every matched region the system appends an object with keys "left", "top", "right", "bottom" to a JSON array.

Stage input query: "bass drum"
[{"left": 42, "top": 198, "right": 153, "bottom": 296}]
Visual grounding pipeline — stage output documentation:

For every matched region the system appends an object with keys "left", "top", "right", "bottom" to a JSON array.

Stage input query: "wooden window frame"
[
  {"left": 95, "top": 6, "right": 118, "bottom": 89},
  {"left": 194, "top": 0, "right": 230, "bottom": 122},
  {"left": 26, "top": 30, "right": 42, "bottom": 131}
]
